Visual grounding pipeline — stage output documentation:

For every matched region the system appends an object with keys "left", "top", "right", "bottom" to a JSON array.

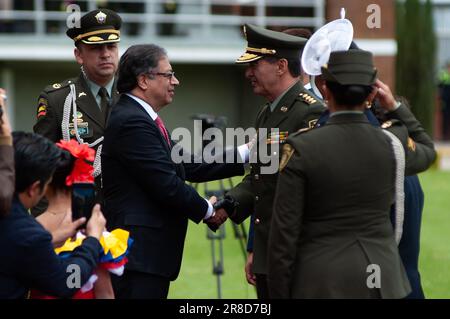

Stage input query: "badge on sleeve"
[
  {"left": 37, "top": 97, "right": 48, "bottom": 119},
  {"left": 407, "top": 137, "right": 416, "bottom": 152},
  {"left": 279, "top": 144, "right": 295, "bottom": 172}
]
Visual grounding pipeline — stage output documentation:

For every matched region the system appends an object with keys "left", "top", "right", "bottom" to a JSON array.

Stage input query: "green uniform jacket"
[
  {"left": 33, "top": 73, "right": 119, "bottom": 147},
  {"left": 268, "top": 113, "right": 411, "bottom": 299},
  {"left": 227, "top": 81, "right": 325, "bottom": 274},
  {"left": 382, "top": 103, "right": 436, "bottom": 175}
]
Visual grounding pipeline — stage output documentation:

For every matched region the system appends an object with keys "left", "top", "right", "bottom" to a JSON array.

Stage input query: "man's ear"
[
  {"left": 137, "top": 74, "right": 149, "bottom": 90},
  {"left": 74, "top": 47, "right": 83, "bottom": 65},
  {"left": 278, "top": 58, "right": 289, "bottom": 75}
]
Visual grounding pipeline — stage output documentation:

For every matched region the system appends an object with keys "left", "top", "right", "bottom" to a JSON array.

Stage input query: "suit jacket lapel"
[
  {"left": 125, "top": 94, "right": 172, "bottom": 154},
  {"left": 75, "top": 75, "right": 105, "bottom": 128},
  {"left": 263, "top": 82, "right": 302, "bottom": 129}
]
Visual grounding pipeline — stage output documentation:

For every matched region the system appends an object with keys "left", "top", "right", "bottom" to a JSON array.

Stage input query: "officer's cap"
[
  {"left": 321, "top": 50, "right": 377, "bottom": 86},
  {"left": 236, "top": 24, "right": 307, "bottom": 64},
  {"left": 66, "top": 9, "right": 122, "bottom": 45}
]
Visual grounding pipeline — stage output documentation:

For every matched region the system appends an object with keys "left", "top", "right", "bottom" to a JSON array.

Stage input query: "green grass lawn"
[
  {"left": 169, "top": 170, "right": 450, "bottom": 299},
  {"left": 418, "top": 170, "right": 450, "bottom": 298}
]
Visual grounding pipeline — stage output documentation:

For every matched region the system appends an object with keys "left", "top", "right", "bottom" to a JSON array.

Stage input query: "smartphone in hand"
[{"left": 72, "top": 182, "right": 96, "bottom": 222}]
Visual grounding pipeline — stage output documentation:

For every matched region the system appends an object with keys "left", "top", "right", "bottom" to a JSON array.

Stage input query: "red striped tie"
[{"left": 155, "top": 116, "right": 171, "bottom": 146}]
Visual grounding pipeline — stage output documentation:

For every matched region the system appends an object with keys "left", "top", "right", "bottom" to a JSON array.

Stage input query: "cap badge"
[{"left": 95, "top": 11, "right": 107, "bottom": 24}]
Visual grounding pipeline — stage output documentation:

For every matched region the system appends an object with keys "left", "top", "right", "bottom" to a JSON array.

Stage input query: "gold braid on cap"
[
  {"left": 73, "top": 29, "right": 120, "bottom": 42},
  {"left": 246, "top": 47, "right": 276, "bottom": 55}
]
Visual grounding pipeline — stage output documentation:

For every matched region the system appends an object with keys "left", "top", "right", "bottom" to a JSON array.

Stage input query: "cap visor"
[
  {"left": 235, "top": 52, "right": 263, "bottom": 64},
  {"left": 80, "top": 32, "right": 120, "bottom": 44}
]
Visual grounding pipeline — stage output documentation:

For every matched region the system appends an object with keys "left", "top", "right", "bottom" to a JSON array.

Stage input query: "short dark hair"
[
  {"left": 117, "top": 44, "right": 168, "bottom": 93},
  {"left": 49, "top": 149, "right": 75, "bottom": 192},
  {"left": 264, "top": 56, "right": 301, "bottom": 78},
  {"left": 13, "top": 132, "right": 62, "bottom": 193},
  {"left": 282, "top": 28, "right": 311, "bottom": 77},
  {"left": 326, "top": 81, "right": 373, "bottom": 107}
]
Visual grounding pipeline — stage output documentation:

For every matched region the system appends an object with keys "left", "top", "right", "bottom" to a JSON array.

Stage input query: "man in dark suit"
[
  {"left": 101, "top": 44, "right": 246, "bottom": 299},
  {"left": 267, "top": 50, "right": 411, "bottom": 298},
  {"left": 212, "top": 24, "right": 325, "bottom": 298},
  {"left": 33, "top": 9, "right": 122, "bottom": 213},
  {"left": 0, "top": 132, "right": 106, "bottom": 298},
  {"left": 0, "top": 89, "right": 14, "bottom": 217}
]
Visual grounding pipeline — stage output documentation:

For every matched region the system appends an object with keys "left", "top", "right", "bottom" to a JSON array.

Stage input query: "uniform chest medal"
[
  {"left": 69, "top": 111, "right": 91, "bottom": 138},
  {"left": 266, "top": 131, "right": 289, "bottom": 144}
]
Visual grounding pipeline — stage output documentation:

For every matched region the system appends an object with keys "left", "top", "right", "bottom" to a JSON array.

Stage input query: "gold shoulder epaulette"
[{"left": 298, "top": 92, "right": 317, "bottom": 105}]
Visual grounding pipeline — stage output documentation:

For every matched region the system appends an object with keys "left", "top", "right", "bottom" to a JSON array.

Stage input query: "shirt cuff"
[
  {"left": 203, "top": 199, "right": 214, "bottom": 220},
  {"left": 237, "top": 144, "right": 250, "bottom": 163},
  {"left": 389, "top": 101, "right": 401, "bottom": 112}
]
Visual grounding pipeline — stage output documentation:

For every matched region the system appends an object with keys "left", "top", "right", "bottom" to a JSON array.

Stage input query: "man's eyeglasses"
[{"left": 147, "top": 71, "right": 176, "bottom": 79}]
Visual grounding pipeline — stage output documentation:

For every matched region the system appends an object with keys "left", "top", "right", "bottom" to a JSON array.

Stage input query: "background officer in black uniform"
[
  {"left": 33, "top": 9, "right": 122, "bottom": 213},
  {"left": 213, "top": 24, "right": 326, "bottom": 298}
]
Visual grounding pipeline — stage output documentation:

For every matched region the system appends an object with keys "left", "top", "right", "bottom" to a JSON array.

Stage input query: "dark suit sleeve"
[
  {"left": 0, "top": 139, "right": 14, "bottom": 217},
  {"left": 33, "top": 92, "right": 61, "bottom": 142},
  {"left": 20, "top": 232, "right": 101, "bottom": 298},
  {"left": 386, "top": 103, "right": 437, "bottom": 175},
  {"left": 116, "top": 116, "right": 209, "bottom": 224},
  {"left": 268, "top": 150, "right": 305, "bottom": 299},
  {"left": 182, "top": 147, "right": 244, "bottom": 183}
]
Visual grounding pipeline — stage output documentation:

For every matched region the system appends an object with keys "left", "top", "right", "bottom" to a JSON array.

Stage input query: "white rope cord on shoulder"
[
  {"left": 382, "top": 129, "right": 406, "bottom": 245},
  {"left": 62, "top": 83, "right": 104, "bottom": 178}
]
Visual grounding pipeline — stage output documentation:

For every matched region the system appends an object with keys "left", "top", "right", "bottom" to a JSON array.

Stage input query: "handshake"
[{"left": 203, "top": 195, "right": 237, "bottom": 232}]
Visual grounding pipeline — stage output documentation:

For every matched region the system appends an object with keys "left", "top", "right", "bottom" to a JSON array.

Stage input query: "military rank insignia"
[
  {"left": 279, "top": 144, "right": 295, "bottom": 172},
  {"left": 299, "top": 92, "right": 317, "bottom": 105},
  {"left": 267, "top": 131, "right": 289, "bottom": 144},
  {"left": 37, "top": 97, "right": 48, "bottom": 119}
]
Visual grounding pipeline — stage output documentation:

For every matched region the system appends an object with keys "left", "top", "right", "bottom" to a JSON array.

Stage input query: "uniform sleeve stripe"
[{"left": 37, "top": 111, "right": 47, "bottom": 118}]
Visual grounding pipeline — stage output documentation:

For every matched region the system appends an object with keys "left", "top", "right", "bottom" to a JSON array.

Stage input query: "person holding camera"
[
  {"left": 0, "top": 88, "right": 14, "bottom": 217},
  {"left": 32, "top": 139, "right": 131, "bottom": 299},
  {"left": 0, "top": 132, "right": 106, "bottom": 299}
]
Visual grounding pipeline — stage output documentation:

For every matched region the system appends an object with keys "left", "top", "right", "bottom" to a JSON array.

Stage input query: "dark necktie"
[
  {"left": 98, "top": 87, "right": 109, "bottom": 124},
  {"left": 155, "top": 116, "right": 171, "bottom": 146}
]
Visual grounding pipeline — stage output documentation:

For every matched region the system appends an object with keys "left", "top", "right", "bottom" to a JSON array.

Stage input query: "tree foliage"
[{"left": 396, "top": 0, "right": 436, "bottom": 134}]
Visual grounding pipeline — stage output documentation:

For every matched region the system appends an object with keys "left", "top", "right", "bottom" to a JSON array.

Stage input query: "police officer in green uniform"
[
  {"left": 33, "top": 9, "right": 122, "bottom": 210},
  {"left": 213, "top": 24, "right": 326, "bottom": 298},
  {"left": 267, "top": 50, "right": 411, "bottom": 298}
]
